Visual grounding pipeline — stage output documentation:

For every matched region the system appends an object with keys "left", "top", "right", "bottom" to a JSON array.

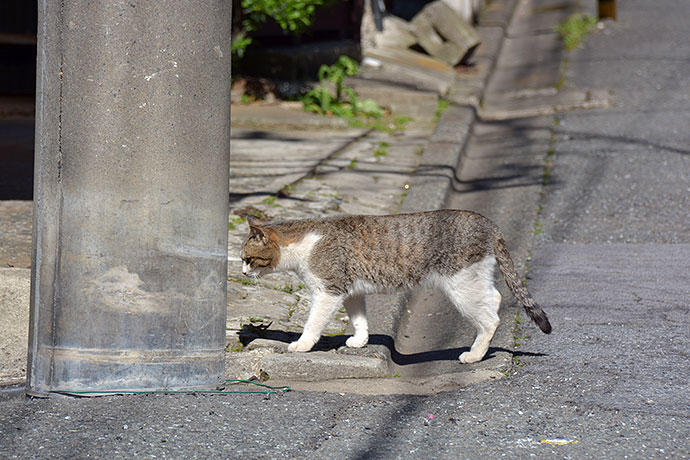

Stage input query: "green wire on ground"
[{"left": 50, "top": 379, "right": 291, "bottom": 396}]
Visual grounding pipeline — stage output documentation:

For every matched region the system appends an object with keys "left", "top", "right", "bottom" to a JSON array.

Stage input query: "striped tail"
[{"left": 493, "top": 233, "right": 552, "bottom": 334}]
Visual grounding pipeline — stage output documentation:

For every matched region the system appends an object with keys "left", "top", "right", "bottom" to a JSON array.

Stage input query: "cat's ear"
[
  {"left": 247, "top": 218, "right": 275, "bottom": 244},
  {"left": 247, "top": 219, "right": 265, "bottom": 240}
]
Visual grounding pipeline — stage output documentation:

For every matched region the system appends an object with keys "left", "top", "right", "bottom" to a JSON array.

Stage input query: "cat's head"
[{"left": 241, "top": 217, "right": 280, "bottom": 277}]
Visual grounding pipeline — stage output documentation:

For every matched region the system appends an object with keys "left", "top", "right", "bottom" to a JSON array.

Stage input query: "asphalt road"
[{"left": 1, "top": 1, "right": 688, "bottom": 459}]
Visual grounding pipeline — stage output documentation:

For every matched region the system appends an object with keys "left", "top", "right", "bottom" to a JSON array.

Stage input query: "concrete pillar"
[{"left": 27, "top": 0, "right": 231, "bottom": 394}]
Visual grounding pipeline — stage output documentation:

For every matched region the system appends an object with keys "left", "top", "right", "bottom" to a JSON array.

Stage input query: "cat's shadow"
[{"left": 238, "top": 327, "right": 545, "bottom": 365}]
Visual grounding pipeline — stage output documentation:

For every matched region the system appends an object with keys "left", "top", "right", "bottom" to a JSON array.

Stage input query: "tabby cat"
[{"left": 241, "top": 209, "right": 551, "bottom": 363}]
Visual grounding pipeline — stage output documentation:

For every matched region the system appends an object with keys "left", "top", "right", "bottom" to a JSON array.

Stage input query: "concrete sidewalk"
[
  {"left": 221, "top": 0, "right": 608, "bottom": 393},
  {"left": 222, "top": 1, "right": 522, "bottom": 392},
  {"left": 0, "top": 0, "right": 586, "bottom": 393}
]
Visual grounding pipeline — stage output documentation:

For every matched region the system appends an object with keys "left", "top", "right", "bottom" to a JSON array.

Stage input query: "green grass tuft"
[{"left": 556, "top": 13, "right": 597, "bottom": 51}]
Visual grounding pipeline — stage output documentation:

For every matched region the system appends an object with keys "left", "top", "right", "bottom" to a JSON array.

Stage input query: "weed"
[
  {"left": 556, "top": 13, "right": 597, "bottom": 51},
  {"left": 374, "top": 141, "right": 389, "bottom": 158},
  {"left": 434, "top": 98, "right": 450, "bottom": 122},
  {"left": 302, "top": 56, "right": 385, "bottom": 120},
  {"left": 233, "top": 206, "right": 268, "bottom": 220},
  {"left": 262, "top": 195, "right": 278, "bottom": 206},
  {"left": 348, "top": 114, "right": 411, "bottom": 134},
  {"left": 325, "top": 327, "right": 348, "bottom": 337},
  {"left": 392, "top": 116, "right": 412, "bottom": 132},
  {"left": 228, "top": 342, "right": 244, "bottom": 353},
  {"left": 229, "top": 276, "right": 259, "bottom": 286},
  {"left": 347, "top": 158, "right": 358, "bottom": 169},
  {"left": 278, "top": 179, "right": 302, "bottom": 197},
  {"left": 228, "top": 215, "right": 248, "bottom": 231},
  {"left": 274, "top": 283, "right": 297, "bottom": 294},
  {"left": 232, "top": 0, "right": 325, "bottom": 60},
  {"left": 533, "top": 220, "right": 544, "bottom": 236}
]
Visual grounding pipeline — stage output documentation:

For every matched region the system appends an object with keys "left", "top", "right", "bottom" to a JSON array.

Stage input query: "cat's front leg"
[{"left": 288, "top": 291, "right": 344, "bottom": 353}]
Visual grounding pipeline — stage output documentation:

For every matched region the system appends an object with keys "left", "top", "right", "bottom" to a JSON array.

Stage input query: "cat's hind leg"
[
  {"left": 441, "top": 258, "right": 501, "bottom": 364},
  {"left": 344, "top": 295, "right": 368, "bottom": 348},
  {"left": 288, "top": 291, "right": 343, "bottom": 352}
]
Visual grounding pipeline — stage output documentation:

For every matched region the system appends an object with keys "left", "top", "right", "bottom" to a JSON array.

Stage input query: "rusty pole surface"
[{"left": 27, "top": 0, "right": 232, "bottom": 395}]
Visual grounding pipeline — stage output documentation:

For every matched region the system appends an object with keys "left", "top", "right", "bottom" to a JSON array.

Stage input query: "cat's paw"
[
  {"left": 287, "top": 340, "right": 313, "bottom": 353},
  {"left": 459, "top": 351, "right": 483, "bottom": 364},
  {"left": 345, "top": 336, "right": 368, "bottom": 348}
]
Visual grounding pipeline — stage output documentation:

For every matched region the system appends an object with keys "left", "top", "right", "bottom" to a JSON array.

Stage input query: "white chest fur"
[{"left": 276, "top": 232, "right": 322, "bottom": 272}]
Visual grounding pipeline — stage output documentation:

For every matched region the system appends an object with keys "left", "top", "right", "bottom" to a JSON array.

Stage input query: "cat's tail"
[{"left": 493, "top": 234, "right": 552, "bottom": 334}]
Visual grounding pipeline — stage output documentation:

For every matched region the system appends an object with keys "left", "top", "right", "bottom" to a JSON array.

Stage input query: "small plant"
[
  {"left": 399, "top": 190, "right": 408, "bottom": 205},
  {"left": 533, "top": 220, "right": 544, "bottom": 236},
  {"left": 228, "top": 341, "right": 244, "bottom": 353},
  {"left": 393, "top": 116, "right": 412, "bottom": 130},
  {"left": 325, "top": 327, "right": 348, "bottom": 337},
  {"left": 434, "top": 98, "right": 450, "bottom": 122},
  {"left": 373, "top": 141, "right": 389, "bottom": 159},
  {"left": 229, "top": 276, "right": 259, "bottom": 286},
  {"left": 228, "top": 215, "right": 248, "bottom": 231},
  {"left": 347, "top": 158, "right": 358, "bottom": 169},
  {"left": 512, "top": 311, "right": 530, "bottom": 348},
  {"left": 302, "top": 56, "right": 385, "bottom": 120},
  {"left": 348, "top": 114, "right": 411, "bottom": 134},
  {"left": 273, "top": 283, "right": 297, "bottom": 294},
  {"left": 233, "top": 0, "right": 327, "bottom": 59},
  {"left": 556, "top": 13, "right": 597, "bottom": 50},
  {"left": 262, "top": 195, "right": 278, "bottom": 206},
  {"left": 233, "top": 206, "right": 268, "bottom": 220}
]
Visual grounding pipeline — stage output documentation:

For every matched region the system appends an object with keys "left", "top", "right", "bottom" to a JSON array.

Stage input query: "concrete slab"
[
  {"left": 0, "top": 201, "right": 32, "bottom": 269},
  {"left": 360, "top": 47, "right": 456, "bottom": 95},
  {"left": 484, "top": 33, "right": 564, "bottom": 96},
  {"left": 507, "top": 0, "right": 577, "bottom": 36},
  {"left": 231, "top": 104, "right": 350, "bottom": 130},
  {"left": 0, "top": 268, "right": 29, "bottom": 385},
  {"left": 481, "top": 87, "right": 610, "bottom": 120},
  {"left": 0, "top": 0, "right": 553, "bottom": 393},
  {"left": 411, "top": 0, "right": 480, "bottom": 66}
]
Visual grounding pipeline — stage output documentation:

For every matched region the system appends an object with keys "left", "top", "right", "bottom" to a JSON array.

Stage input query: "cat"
[{"left": 240, "top": 209, "right": 551, "bottom": 363}]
